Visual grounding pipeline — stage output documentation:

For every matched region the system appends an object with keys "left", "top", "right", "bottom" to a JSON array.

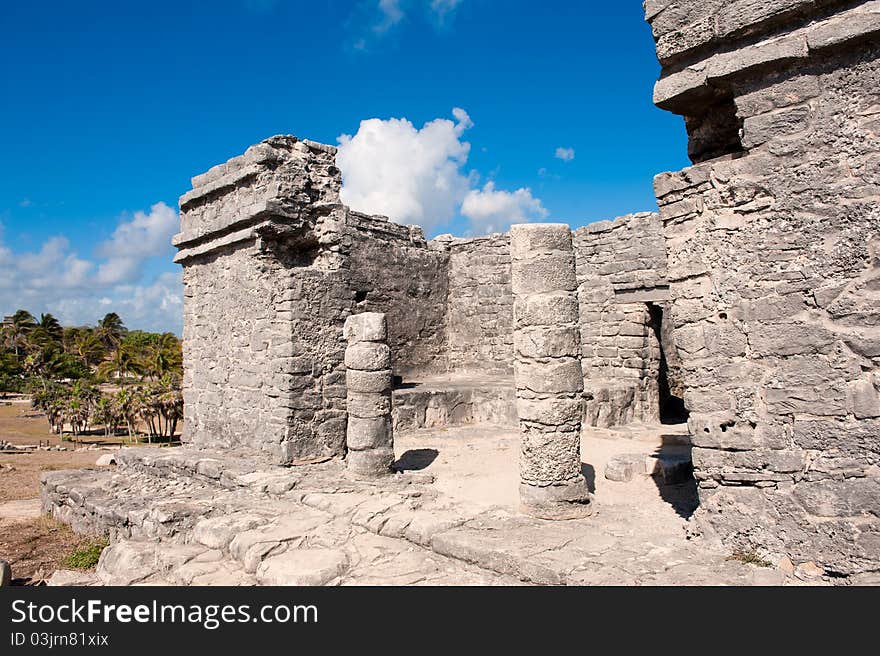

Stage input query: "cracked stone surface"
[{"left": 40, "top": 422, "right": 839, "bottom": 586}]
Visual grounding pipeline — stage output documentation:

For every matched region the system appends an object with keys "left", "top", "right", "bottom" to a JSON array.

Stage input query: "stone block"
[
  {"left": 514, "top": 326, "right": 581, "bottom": 359},
  {"left": 255, "top": 548, "right": 348, "bottom": 586},
  {"left": 346, "top": 369, "right": 392, "bottom": 393},
  {"left": 849, "top": 380, "right": 880, "bottom": 419},
  {"left": 793, "top": 478, "right": 880, "bottom": 518},
  {"left": 346, "top": 392, "right": 392, "bottom": 419},
  {"left": 346, "top": 416, "right": 392, "bottom": 450},
  {"left": 511, "top": 254, "right": 577, "bottom": 294},
  {"left": 513, "top": 292, "right": 579, "bottom": 327},
  {"left": 518, "top": 426, "right": 582, "bottom": 478},
  {"left": 509, "top": 223, "right": 572, "bottom": 258},
  {"left": 346, "top": 448, "right": 394, "bottom": 477},
  {"left": 344, "top": 342, "right": 391, "bottom": 371},
  {"left": 742, "top": 106, "right": 810, "bottom": 149},
  {"left": 517, "top": 396, "right": 583, "bottom": 426},
  {"left": 604, "top": 454, "right": 644, "bottom": 482},
  {"left": 343, "top": 312, "right": 387, "bottom": 343},
  {"left": 515, "top": 358, "right": 583, "bottom": 395},
  {"left": 519, "top": 479, "right": 592, "bottom": 520}
]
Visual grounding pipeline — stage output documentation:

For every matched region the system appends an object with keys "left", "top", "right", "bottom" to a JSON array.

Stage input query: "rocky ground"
[{"left": 35, "top": 419, "right": 842, "bottom": 586}]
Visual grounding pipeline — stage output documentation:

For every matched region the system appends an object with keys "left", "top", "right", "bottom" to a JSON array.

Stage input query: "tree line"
[{"left": 0, "top": 309, "right": 183, "bottom": 442}]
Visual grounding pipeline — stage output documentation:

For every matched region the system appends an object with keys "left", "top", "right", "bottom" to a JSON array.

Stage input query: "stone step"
[
  {"left": 604, "top": 450, "right": 693, "bottom": 484},
  {"left": 42, "top": 467, "right": 221, "bottom": 541},
  {"left": 392, "top": 378, "right": 516, "bottom": 432}
]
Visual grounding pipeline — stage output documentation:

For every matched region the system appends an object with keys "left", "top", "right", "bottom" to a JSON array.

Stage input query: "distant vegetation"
[{"left": 0, "top": 310, "right": 183, "bottom": 443}]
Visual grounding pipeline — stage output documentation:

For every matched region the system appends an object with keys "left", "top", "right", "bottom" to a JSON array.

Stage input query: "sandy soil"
[
  {"left": 0, "top": 399, "right": 172, "bottom": 584},
  {"left": 395, "top": 421, "right": 695, "bottom": 520},
  {"left": 0, "top": 402, "right": 128, "bottom": 503},
  {"left": 0, "top": 516, "right": 98, "bottom": 584}
]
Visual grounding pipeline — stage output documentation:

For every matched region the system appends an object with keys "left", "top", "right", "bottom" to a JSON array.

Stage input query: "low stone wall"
[{"left": 392, "top": 379, "right": 516, "bottom": 432}]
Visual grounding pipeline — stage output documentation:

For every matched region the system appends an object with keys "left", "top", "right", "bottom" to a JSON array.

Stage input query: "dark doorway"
[{"left": 647, "top": 303, "right": 688, "bottom": 425}]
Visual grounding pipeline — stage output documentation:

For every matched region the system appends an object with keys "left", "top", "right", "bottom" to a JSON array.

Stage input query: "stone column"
[
  {"left": 344, "top": 312, "right": 394, "bottom": 477},
  {"left": 510, "top": 223, "right": 592, "bottom": 520}
]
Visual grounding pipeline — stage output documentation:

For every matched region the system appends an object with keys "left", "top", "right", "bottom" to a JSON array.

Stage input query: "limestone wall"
[
  {"left": 647, "top": 1, "right": 880, "bottom": 573},
  {"left": 181, "top": 245, "right": 291, "bottom": 457},
  {"left": 572, "top": 213, "right": 671, "bottom": 427},
  {"left": 443, "top": 234, "right": 514, "bottom": 374},
  {"left": 346, "top": 212, "right": 448, "bottom": 377},
  {"left": 175, "top": 136, "right": 352, "bottom": 464}
]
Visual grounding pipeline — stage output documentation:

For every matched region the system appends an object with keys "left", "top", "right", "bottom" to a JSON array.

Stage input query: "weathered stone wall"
[
  {"left": 443, "top": 234, "right": 514, "bottom": 374},
  {"left": 573, "top": 213, "right": 673, "bottom": 426},
  {"left": 347, "top": 212, "right": 448, "bottom": 377},
  {"left": 647, "top": 1, "right": 880, "bottom": 573},
  {"left": 175, "top": 136, "right": 352, "bottom": 464}
]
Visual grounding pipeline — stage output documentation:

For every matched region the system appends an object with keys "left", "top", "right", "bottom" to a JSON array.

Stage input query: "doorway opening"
[{"left": 647, "top": 302, "right": 688, "bottom": 425}]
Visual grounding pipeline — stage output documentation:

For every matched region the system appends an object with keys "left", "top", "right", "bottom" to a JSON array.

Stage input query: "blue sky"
[{"left": 0, "top": 1, "right": 688, "bottom": 334}]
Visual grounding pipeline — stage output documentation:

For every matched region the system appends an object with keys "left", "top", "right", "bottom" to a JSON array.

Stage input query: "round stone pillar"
[
  {"left": 343, "top": 312, "right": 394, "bottom": 478},
  {"left": 510, "top": 223, "right": 592, "bottom": 520}
]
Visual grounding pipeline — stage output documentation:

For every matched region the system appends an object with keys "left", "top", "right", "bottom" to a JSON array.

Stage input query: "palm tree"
[
  {"left": 97, "top": 313, "right": 126, "bottom": 350},
  {"left": 31, "top": 383, "right": 65, "bottom": 434},
  {"left": 133, "top": 385, "right": 160, "bottom": 444},
  {"left": 97, "top": 344, "right": 142, "bottom": 381},
  {"left": 61, "top": 381, "right": 97, "bottom": 440},
  {"left": 143, "top": 333, "right": 182, "bottom": 380},
  {"left": 3, "top": 310, "right": 36, "bottom": 358},
  {"left": 157, "top": 375, "right": 184, "bottom": 440},
  {"left": 114, "top": 388, "right": 138, "bottom": 443},
  {"left": 38, "top": 313, "right": 63, "bottom": 343},
  {"left": 66, "top": 328, "right": 106, "bottom": 369},
  {"left": 92, "top": 396, "right": 119, "bottom": 437}
]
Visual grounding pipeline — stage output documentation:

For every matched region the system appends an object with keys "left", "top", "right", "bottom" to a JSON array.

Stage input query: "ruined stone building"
[{"left": 42, "top": 1, "right": 880, "bottom": 582}]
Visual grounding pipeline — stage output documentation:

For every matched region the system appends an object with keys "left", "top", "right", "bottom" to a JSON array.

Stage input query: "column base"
[
  {"left": 345, "top": 448, "right": 394, "bottom": 479},
  {"left": 519, "top": 478, "right": 594, "bottom": 520}
]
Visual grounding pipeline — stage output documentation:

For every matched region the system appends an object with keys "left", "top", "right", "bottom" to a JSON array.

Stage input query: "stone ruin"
[{"left": 41, "top": 1, "right": 880, "bottom": 583}]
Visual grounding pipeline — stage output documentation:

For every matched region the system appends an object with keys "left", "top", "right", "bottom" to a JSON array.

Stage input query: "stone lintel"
[{"left": 613, "top": 286, "right": 671, "bottom": 303}]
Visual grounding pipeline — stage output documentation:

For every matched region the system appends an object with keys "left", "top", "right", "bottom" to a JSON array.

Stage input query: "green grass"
[
  {"left": 62, "top": 538, "right": 109, "bottom": 570},
  {"left": 726, "top": 548, "right": 772, "bottom": 568}
]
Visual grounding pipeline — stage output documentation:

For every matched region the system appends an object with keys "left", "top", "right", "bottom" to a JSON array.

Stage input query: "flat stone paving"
[{"left": 44, "top": 424, "right": 832, "bottom": 586}]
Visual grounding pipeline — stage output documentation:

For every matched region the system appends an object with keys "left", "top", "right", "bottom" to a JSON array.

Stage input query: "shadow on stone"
[
  {"left": 581, "top": 462, "right": 596, "bottom": 493},
  {"left": 394, "top": 448, "right": 439, "bottom": 471},
  {"left": 650, "top": 444, "right": 698, "bottom": 519}
]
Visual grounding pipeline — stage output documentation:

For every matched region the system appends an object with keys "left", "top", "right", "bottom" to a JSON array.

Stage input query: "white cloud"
[
  {"left": 95, "top": 202, "right": 178, "bottom": 285},
  {"left": 111, "top": 272, "right": 184, "bottom": 334},
  {"left": 0, "top": 203, "right": 183, "bottom": 334},
  {"left": 337, "top": 108, "right": 473, "bottom": 230},
  {"left": 430, "top": 0, "right": 464, "bottom": 25},
  {"left": 375, "top": 0, "right": 404, "bottom": 34},
  {"left": 350, "top": 1, "right": 465, "bottom": 49},
  {"left": 461, "top": 182, "right": 548, "bottom": 234},
  {"left": 337, "top": 108, "right": 550, "bottom": 235},
  {"left": 555, "top": 147, "right": 575, "bottom": 162}
]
